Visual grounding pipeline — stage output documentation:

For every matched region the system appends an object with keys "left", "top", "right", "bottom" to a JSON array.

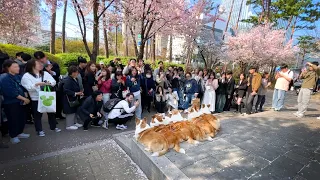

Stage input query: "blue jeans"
[
  {"left": 272, "top": 89, "right": 286, "bottom": 110},
  {"left": 182, "top": 93, "right": 195, "bottom": 110},
  {"left": 132, "top": 94, "right": 142, "bottom": 119},
  {"left": 173, "top": 88, "right": 184, "bottom": 107},
  {"left": 216, "top": 94, "right": 226, "bottom": 113}
]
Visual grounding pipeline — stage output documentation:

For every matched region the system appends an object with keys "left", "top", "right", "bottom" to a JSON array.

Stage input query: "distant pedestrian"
[
  {"left": 294, "top": 62, "right": 320, "bottom": 118},
  {"left": 224, "top": 71, "right": 235, "bottom": 111},
  {"left": 245, "top": 66, "right": 262, "bottom": 115},
  {"left": 255, "top": 72, "right": 271, "bottom": 112},
  {"left": 215, "top": 73, "right": 227, "bottom": 113},
  {"left": 272, "top": 64, "right": 293, "bottom": 111}
]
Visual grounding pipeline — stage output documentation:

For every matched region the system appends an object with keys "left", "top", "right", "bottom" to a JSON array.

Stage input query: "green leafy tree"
[{"left": 297, "top": 35, "right": 319, "bottom": 67}]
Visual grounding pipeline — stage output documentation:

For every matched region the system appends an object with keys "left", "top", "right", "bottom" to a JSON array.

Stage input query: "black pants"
[
  {"left": 25, "top": 102, "right": 33, "bottom": 121},
  {"left": 155, "top": 101, "right": 166, "bottom": 113},
  {"left": 246, "top": 91, "right": 256, "bottom": 114},
  {"left": 109, "top": 114, "right": 134, "bottom": 125},
  {"left": 31, "top": 101, "right": 56, "bottom": 131},
  {"left": 55, "top": 90, "right": 63, "bottom": 117},
  {"left": 142, "top": 94, "right": 153, "bottom": 112},
  {"left": 3, "top": 103, "right": 26, "bottom": 138},
  {"left": 224, "top": 94, "right": 233, "bottom": 111},
  {"left": 83, "top": 116, "right": 103, "bottom": 129},
  {"left": 255, "top": 95, "right": 266, "bottom": 111}
]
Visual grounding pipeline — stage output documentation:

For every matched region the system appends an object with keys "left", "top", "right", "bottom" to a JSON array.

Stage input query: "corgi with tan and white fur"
[
  {"left": 150, "top": 114, "right": 165, "bottom": 127},
  {"left": 187, "top": 108, "right": 202, "bottom": 120},
  {"left": 135, "top": 118, "right": 169, "bottom": 156},
  {"left": 169, "top": 109, "right": 186, "bottom": 122}
]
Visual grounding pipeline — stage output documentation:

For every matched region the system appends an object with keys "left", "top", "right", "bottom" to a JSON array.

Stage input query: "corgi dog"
[
  {"left": 192, "top": 116, "right": 216, "bottom": 138},
  {"left": 169, "top": 109, "right": 185, "bottom": 122},
  {"left": 191, "top": 98, "right": 201, "bottom": 111},
  {"left": 200, "top": 104, "right": 211, "bottom": 114},
  {"left": 153, "top": 125, "right": 186, "bottom": 154},
  {"left": 187, "top": 108, "right": 202, "bottom": 120},
  {"left": 171, "top": 121, "right": 199, "bottom": 145},
  {"left": 150, "top": 114, "right": 165, "bottom": 127},
  {"left": 200, "top": 114, "right": 221, "bottom": 131},
  {"left": 135, "top": 118, "right": 169, "bottom": 156}
]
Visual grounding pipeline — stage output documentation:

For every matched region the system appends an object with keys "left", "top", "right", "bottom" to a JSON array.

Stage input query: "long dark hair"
[
  {"left": 25, "top": 60, "right": 44, "bottom": 78},
  {"left": 100, "top": 68, "right": 111, "bottom": 80},
  {"left": 2, "top": 60, "right": 17, "bottom": 73},
  {"left": 156, "top": 86, "right": 164, "bottom": 94},
  {"left": 129, "top": 67, "right": 138, "bottom": 77},
  {"left": 85, "top": 61, "right": 96, "bottom": 75}
]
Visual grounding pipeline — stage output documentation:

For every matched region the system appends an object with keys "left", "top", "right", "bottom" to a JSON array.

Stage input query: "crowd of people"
[{"left": 0, "top": 50, "right": 319, "bottom": 148}]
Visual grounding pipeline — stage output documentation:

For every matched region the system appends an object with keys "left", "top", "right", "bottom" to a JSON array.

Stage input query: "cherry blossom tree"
[
  {"left": 226, "top": 24, "right": 296, "bottom": 73},
  {"left": 0, "top": 0, "right": 39, "bottom": 45}
]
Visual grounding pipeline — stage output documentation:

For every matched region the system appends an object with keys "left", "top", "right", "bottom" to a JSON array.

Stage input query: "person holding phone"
[
  {"left": 77, "top": 91, "right": 104, "bottom": 131},
  {"left": 294, "top": 62, "right": 320, "bottom": 118},
  {"left": 272, "top": 64, "right": 293, "bottom": 111}
]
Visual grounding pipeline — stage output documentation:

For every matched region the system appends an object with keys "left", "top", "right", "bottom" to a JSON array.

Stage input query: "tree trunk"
[
  {"left": 102, "top": 0, "right": 109, "bottom": 58},
  {"left": 235, "top": 0, "right": 244, "bottom": 31},
  {"left": 91, "top": 0, "right": 99, "bottom": 62},
  {"left": 169, "top": 35, "right": 173, "bottom": 62},
  {"left": 50, "top": 0, "right": 57, "bottom": 54},
  {"left": 129, "top": 26, "right": 138, "bottom": 57},
  {"left": 115, "top": 25, "right": 118, "bottom": 56},
  {"left": 137, "top": 39, "right": 146, "bottom": 60},
  {"left": 145, "top": 40, "right": 149, "bottom": 60},
  {"left": 151, "top": 35, "right": 156, "bottom": 64},
  {"left": 290, "top": 17, "right": 297, "bottom": 40},
  {"left": 223, "top": 0, "right": 235, "bottom": 40},
  {"left": 62, "top": 0, "right": 68, "bottom": 53},
  {"left": 125, "top": 24, "right": 129, "bottom": 56}
]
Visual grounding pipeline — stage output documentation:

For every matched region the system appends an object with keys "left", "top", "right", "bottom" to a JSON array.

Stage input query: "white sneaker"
[
  {"left": 119, "top": 124, "right": 128, "bottom": 129},
  {"left": 18, "top": 133, "right": 30, "bottom": 139},
  {"left": 102, "top": 121, "right": 108, "bottom": 130},
  {"left": 74, "top": 123, "right": 83, "bottom": 128},
  {"left": 66, "top": 126, "right": 78, "bottom": 130},
  {"left": 296, "top": 113, "right": 304, "bottom": 118},
  {"left": 10, "top": 137, "right": 21, "bottom": 144},
  {"left": 317, "top": 116, "right": 320, "bottom": 120},
  {"left": 116, "top": 125, "right": 125, "bottom": 130},
  {"left": 38, "top": 131, "right": 45, "bottom": 137},
  {"left": 54, "top": 128, "right": 61, "bottom": 133}
]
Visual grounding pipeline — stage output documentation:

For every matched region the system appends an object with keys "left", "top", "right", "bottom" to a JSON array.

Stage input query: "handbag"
[{"left": 66, "top": 95, "right": 80, "bottom": 108}]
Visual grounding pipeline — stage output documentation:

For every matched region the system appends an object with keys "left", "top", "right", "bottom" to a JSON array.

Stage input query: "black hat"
[{"left": 311, "top": 61, "right": 319, "bottom": 66}]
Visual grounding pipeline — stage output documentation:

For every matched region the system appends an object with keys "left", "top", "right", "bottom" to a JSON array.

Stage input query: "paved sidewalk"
[{"left": 0, "top": 139, "right": 147, "bottom": 180}]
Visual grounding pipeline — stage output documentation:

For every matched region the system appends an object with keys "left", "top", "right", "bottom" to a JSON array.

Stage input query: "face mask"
[{"left": 146, "top": 74, "right": 151, "bottom": 78}]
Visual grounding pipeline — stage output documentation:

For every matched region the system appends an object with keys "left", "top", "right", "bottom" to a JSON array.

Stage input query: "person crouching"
[
  {"left": 77, "top": 91, "right": 104, "bottom": 131},
  {"left": 108, "top": 93, "right": 139, "bottom": 130}
]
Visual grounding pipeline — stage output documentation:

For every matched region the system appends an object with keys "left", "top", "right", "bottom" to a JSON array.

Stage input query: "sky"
[{"left": 41, "top": 0, "right": 319, "bottom": 43}]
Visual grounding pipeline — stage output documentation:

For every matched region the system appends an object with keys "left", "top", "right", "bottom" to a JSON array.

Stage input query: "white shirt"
[
  {"left": 274, "top": 70, "right": 294, "bottom": 91},
  {"left": 21, "top": 72, "right": 56, "bottom": 101},
  {"left": 108, "top": 100, "right": 136, "bottom": 119}
]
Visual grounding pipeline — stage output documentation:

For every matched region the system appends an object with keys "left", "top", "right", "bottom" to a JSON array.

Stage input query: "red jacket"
[{"left": 98, "top": 78, "right": 112, "bottom": 93}]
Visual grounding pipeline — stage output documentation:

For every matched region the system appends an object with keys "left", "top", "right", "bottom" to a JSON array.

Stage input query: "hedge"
[{"left": 0, "top": 44, "right": 184, "bottom": 74}]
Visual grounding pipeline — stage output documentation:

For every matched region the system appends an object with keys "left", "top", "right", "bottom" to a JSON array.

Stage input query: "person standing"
[
  {"left": 234, "top": 73, "right": 247, "bottom": 114},
  {"left": 14, "top": 52, "right": 27, "bottom": 75},
  {"left": 245, "top": 66, "right": 262, "bottom": 115},
  {"left": 126, "top": 67, "right": 142, "bottom": 119},
  {"left": 111, "top": 71, "right": 126, "bottom": 99},
  {"left": 141, "top": 70, "right": 156, "bottom": 113},
  {"left": 177, "top": 67, "right": 186, "bottom": 106},
  {"left": 21, "top": 60, "right": 61, "bottom": 136},
  {"left": 123, "top": 59, "right": 137, "bottom": 76},
  {"left": 194, "top": 70, "right": 205, "bottom": 102},
  {"left": 272, "top": 64, "right": 293, "bottom": 111},
  {"left": 294, "top": 62, "right": 319, "bottom": 118},
  {"left": 203, "top": 72, "right": 219, "bottom": 113},
  {"left": 153, "top": 61, "right": 164, "bottom": 81},
  {"left": 77, "top": 56, "right": 87, "bottom": 91},
  {"left": 83, "top": 62, "right": 97, "bottom": 97},
  {"left": 77, "top": 91, "right": 104, "bottom": 131},
  {"left": 255, "top": 72, "right": 271, "bottom": 112},
  {"left": 63, "top": 66, "right": 83, "bottom": 130},
  {"left": 224, "top": 71, "right": 235, "bottom": 111},
  {"left": 215, "top": 73, "right": 227, "bottom": 113},
  {"left": 181, "top": 72, "right": 198, "bottom": 111},
  {"left": 97, "top": 68, "right": 112, "bottom": 104},
  {"left": 0, "top": 60, "right": 30, "bottom": 144},
  {"left": 155, "top": 86, "right": 167, "bottom": 114}
]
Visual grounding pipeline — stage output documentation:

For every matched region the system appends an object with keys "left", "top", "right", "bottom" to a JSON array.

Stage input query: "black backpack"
[{"left": 103, "top": 98, "right": 122, "bottom": 113}]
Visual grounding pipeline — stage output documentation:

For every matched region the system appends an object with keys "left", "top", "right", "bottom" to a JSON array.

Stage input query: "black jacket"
[
  {"left": 63, "top": 76, "right": 81, "bottom": 114},
  {"left": 44, "top": 61, "right": 60, "bottom": 83},
  {"left": 110, "top": 79, "right": 125, "bottom": 99},
  {"left": 77, "top": 96, "right": 103, "bottom": 121},
  {"left": 83, "top": 72, "right": 96, "bottom": 97},
  {"left": 216, "top": 78, "right": 227, "bottom": 95},
  {"left": 226, "top": 77, "right": 235, "bottom": 95}
]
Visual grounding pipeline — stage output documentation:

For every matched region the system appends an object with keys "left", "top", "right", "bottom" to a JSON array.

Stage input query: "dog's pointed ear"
[
  {"left": 143, "top": 117, "right": 147, "bottom": 122},
  {"left": 168, "top": 114, "right": 172, "bottom": 118},
  {"left": 179, "top": 110, "right": 183, "bottom": 113},
  {"left": 168, "top": 110, "right": 172, "bottom": 114},
  {"left": 207, "top": 104, "right": 211, "bottom": 108},
  {"left": 202, "top": 104, "right": 205, "bottom": 108},
  {"left": 135, "top": 118, "right": 140, "bottom": 125},
  {"left": 151, "top": 115, "right": 156, "bottom": 119}
]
